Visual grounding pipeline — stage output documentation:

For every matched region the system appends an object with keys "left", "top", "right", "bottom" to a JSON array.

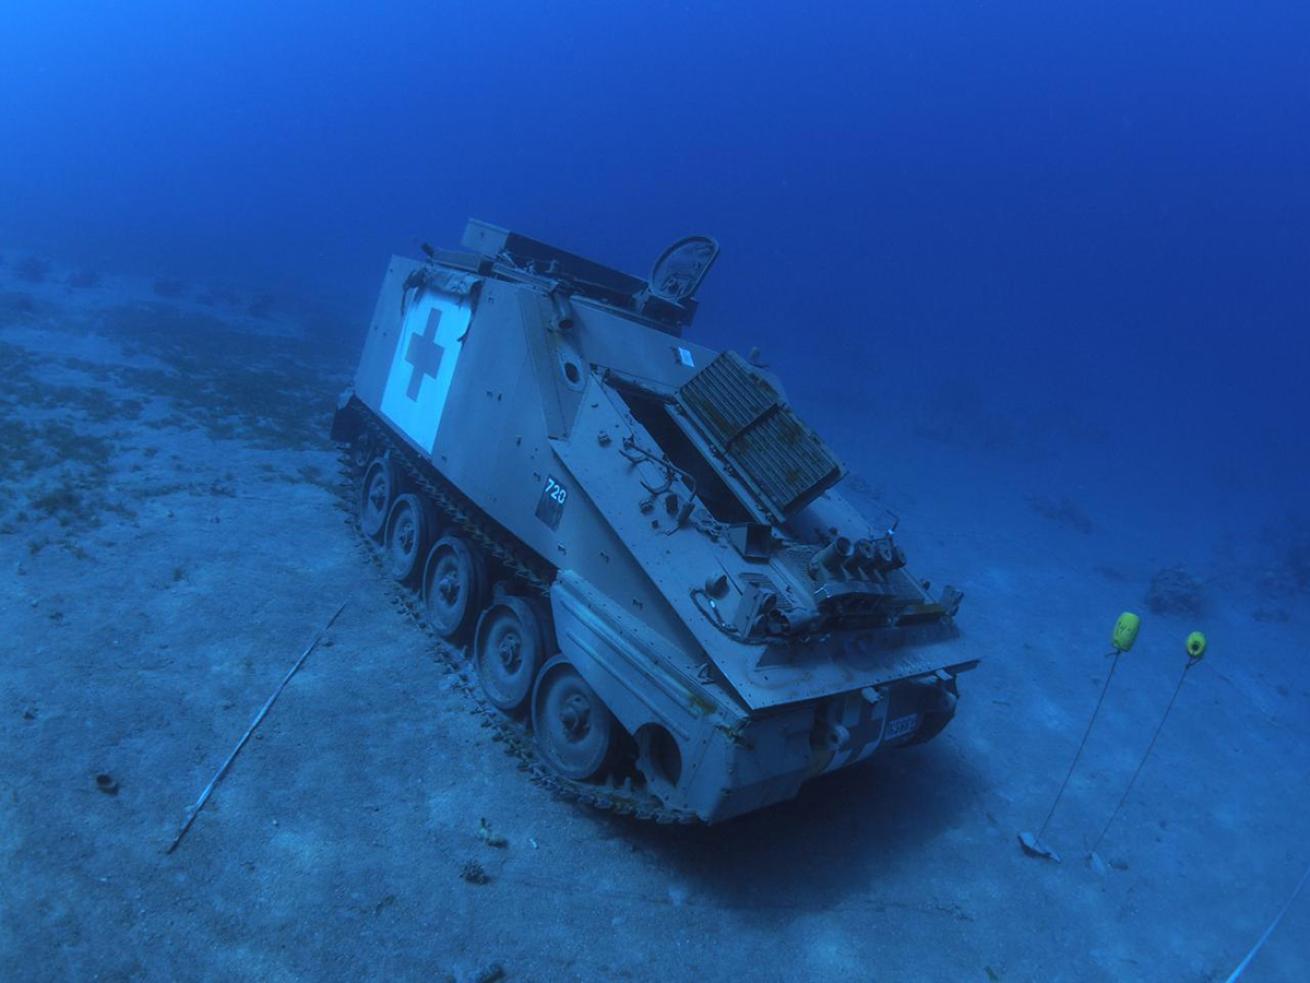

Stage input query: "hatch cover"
[{"left": 647, "top": 235, "right": 719, "bottom": 304}]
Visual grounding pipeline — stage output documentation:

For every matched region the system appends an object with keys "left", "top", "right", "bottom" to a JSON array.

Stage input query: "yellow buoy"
[
  {"left": 1112, "top": 612, "right": 1141, "bottom": 653},
  {"left": 1021, "top": 611, "right": 1141, "bottom": 862},
  {"left": 1089, "top": 624, "right": 1210, "bottom": 864}
]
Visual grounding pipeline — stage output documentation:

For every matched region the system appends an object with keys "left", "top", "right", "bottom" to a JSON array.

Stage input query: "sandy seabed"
[{"left": 1, "top": 258, "right": 1307, "bottom": 982}]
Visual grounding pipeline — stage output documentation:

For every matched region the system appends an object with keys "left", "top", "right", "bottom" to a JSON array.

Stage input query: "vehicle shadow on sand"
[{"left": 614, "top": 741, "right": 986, "bottom": 918}]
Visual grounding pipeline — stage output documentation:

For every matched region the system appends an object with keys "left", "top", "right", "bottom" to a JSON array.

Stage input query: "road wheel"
[
  {"left": 474, "top": 597, "right": 545, "bottom": 713},
  {"left": 384, "top": 493, "right": 434, "bottom": 584},
  {"left": 421, "top": 535, "right": 487, "bottom": 641},
  {"left": 359, "top": 454, "right": 399, "bottom": 540},
  {"left": 531, "top": 657, "right": 616, "bottom": 781}
]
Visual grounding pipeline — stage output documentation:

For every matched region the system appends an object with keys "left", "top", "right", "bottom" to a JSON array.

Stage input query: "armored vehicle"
[{"left": 332, "top": 220, "right": 976, "bottom": 823}]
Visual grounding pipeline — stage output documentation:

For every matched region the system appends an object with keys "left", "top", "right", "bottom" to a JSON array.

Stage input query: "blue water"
[
  {"left": 2, "top": 3, "right": 1308, "bottom": 975},
  {"left": 6, "top": 2, "right": 1307, "bottom": 527}
]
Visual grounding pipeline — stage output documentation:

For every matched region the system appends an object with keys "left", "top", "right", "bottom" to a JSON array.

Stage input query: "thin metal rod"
[
  {"left": 1089, "top": 660, "right": 1193, "bottom": 855},
  {"left": 1036, "top": 651, "right": 1121, "bottom": 841},
  {"left": 166, "top": 600, "right": 348, "bottom": 853},
  {"left": 1225, "top": 859, "right": 1310, "bottom": 983}
]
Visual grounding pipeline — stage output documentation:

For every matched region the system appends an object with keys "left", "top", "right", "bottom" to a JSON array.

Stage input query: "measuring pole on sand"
[{"left": 166, "top": 600, "right": 348, "bottom": 854}]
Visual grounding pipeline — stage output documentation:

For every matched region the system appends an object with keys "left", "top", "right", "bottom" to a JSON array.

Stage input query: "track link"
[{"left": 337, "top": 401, "right": 696, "bottom": 825}]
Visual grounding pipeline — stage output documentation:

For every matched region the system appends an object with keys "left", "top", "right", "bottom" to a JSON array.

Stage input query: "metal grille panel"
[{"left": 678, "top": 351, "right": 843, "bottom": 520}]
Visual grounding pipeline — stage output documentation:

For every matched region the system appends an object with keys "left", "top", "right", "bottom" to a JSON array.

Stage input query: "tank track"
[{"left": 337, "top": 402, "right": 697, "bottom": 825}]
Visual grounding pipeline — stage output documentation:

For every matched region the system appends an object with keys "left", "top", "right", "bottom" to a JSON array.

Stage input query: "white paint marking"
[{"left": 380, "top": 292, "right": 470, "bottom": 454}]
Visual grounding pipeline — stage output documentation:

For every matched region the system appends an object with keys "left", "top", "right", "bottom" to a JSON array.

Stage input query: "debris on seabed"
[
  {"left": 460, "top": 860, "right": 490, "bottom": 885},
  {"left": 477, "top": 817, "right": 508, "bottom": 848}
]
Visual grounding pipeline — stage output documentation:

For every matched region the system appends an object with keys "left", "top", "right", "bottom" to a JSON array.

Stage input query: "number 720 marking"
[{"left": 535, "top": 474, "right": 568, "bottom": 529}]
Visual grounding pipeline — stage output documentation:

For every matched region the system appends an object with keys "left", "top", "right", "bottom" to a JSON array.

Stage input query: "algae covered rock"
[{"left": 1145, "top": 565, "right": 1206, "bottom": 616}]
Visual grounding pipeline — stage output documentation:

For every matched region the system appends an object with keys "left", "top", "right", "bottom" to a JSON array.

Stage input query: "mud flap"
[{"left": 330, "top": 389, "right": 361, "bottom": 443}]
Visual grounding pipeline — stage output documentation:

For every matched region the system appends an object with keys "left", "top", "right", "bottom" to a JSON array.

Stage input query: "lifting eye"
[{"left": 559, "top": 353, "right": 585, "bottom": 389}]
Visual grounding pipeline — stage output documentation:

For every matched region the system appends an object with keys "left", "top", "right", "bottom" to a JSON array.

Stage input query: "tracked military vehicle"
[{"left": 332, "top": 220, "right": 976, "bottom": 823}]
